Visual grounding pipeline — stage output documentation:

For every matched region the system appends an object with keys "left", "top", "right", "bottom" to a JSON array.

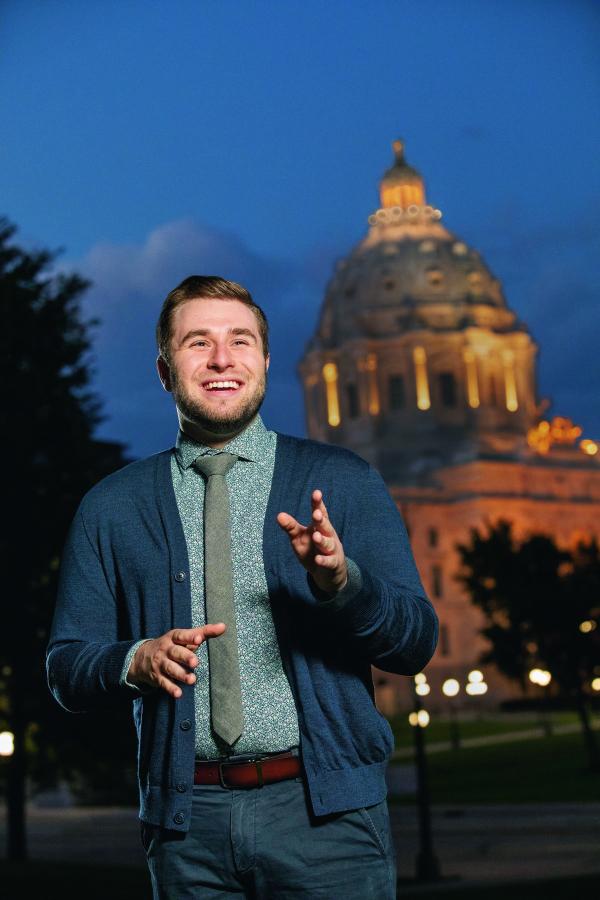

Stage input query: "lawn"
[
  {"left": 389, "top": 730, "right": 600, "bottom": 804},
  {"left": 389, "top": 711, "right": 583, "bottom": 750}
]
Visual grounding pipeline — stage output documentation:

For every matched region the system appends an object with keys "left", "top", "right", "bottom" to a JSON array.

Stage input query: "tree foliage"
[
  {"left": 0, "top": 219, "right": 133, "bottom": 855},
  {"left": 456, "top": 519, "right": 600, "bottom": 769}
]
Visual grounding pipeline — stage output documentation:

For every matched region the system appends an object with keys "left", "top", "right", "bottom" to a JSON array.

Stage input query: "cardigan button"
[
  {"left": 176, "top": 782, "right": 187, "bottom": 793},
  {"left": 174, "top": 571, "right": 186, "bottom": 582},
  {"left": 180, "top": 719, "right": 192, "bottom": 731},
  {"left": 173, "top": 812, "right": 185, "bottom": 825}
]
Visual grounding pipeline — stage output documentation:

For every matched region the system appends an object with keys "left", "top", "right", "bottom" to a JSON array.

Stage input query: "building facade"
[{"left": 299, "top": 141, "right": 600, "bottom": 711}]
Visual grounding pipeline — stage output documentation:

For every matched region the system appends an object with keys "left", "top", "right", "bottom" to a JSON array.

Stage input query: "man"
[{"left": 47, "top": 276, "right": 438, "bottom": 899}]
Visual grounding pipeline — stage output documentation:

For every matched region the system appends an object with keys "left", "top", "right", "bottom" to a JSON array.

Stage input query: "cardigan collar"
[{"left": 174, "top": 414, "right": 273, "bottom": 469}]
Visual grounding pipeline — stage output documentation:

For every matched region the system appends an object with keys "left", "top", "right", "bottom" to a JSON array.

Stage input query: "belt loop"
[
  {"left": 255, "top": 759, "right": 264, "bottom": 788},
  {"left": 218, "top": 760, "right": 228, "bottom": 789}
]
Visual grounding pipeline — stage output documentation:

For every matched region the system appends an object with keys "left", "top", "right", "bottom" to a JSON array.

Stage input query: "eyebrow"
[{"left": 180, "top": 327, "right": 258, "bottom": 345}]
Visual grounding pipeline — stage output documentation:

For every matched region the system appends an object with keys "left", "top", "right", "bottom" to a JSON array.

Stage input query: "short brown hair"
[{"left": 156, "top": 275, "right": 269, "bottom": 362}]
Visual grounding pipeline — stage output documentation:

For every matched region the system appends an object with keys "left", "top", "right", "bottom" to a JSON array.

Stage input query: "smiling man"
[{"left": 47, "top": 276, "right": 438, "bottom": 899}]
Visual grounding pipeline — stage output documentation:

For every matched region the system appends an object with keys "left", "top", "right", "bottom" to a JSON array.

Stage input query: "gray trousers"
[{"left": 141, "top": 777, "right": 396, "bottom": 899}]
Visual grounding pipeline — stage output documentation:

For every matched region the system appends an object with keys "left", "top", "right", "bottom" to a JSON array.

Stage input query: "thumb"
[{"left": 277, "top": 511, "right": 304, "bottom": 538}]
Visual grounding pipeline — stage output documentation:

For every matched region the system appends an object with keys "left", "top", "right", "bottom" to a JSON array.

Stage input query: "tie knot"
[{"left": 193, "top": 452, "right": 238, "bottom": 479}]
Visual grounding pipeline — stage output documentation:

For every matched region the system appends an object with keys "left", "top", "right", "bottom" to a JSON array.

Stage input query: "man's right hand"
[{"left": 127, "top": 624, "right": 226, "bottom": 699}]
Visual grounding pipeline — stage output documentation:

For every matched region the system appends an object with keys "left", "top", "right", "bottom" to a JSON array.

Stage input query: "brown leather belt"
[{"left": 194, "top": 751, "right": 301, "bottom": 789}]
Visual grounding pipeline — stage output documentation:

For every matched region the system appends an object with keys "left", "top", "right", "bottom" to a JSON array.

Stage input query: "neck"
[{"left": 178, "top": 414, "right": 256, "bottom": 449}]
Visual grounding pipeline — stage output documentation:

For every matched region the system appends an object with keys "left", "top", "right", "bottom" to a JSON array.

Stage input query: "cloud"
[{"left": 60, "top": 219, "right": 323, "bottom": 456}]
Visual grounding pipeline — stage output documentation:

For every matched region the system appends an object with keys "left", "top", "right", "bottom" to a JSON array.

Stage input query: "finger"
[
  {"left": 311, "top": 490, "right": 333, "bottom": 534},
  {"left": 168, "top": 645, "right": 200, "bottom": 668},
  {"left": 311, "top": 489, "right": 323, "bottom": 507},
  {"left": 200, "top": 622, "right": 227, "bottom": 641},
  {"left": 162, "top": 659, "right": 196, "bottom": 685},
  {"left": 312, "top": 530, "right": 336, "bottom": 554},
  {"left": 172, "top": 628, "right": 207, "bottom": 646},
  {"left": 276, "top": 511, "right": 306, "bottom": 538},
  {"left": 314, "top": 552, "right": 340, "bottom": 569},
  {"left": 178, "top": 623, "right": 226, "bottom": 655},
  {"left": 157, "top": 673, "right": 184, "bottom": 699}
]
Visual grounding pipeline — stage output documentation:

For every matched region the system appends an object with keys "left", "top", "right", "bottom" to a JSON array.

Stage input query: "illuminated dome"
[
  {"left": 309, "top": 140, "right": 523, "bottom": 350},
  {"left": 300, "top": 140, "right": 540, "bottom": 481}
]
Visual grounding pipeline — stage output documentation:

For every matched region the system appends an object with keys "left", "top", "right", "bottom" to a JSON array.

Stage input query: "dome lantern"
[{"left": 380, "top": 139, "right": 426, "bottom": 209}]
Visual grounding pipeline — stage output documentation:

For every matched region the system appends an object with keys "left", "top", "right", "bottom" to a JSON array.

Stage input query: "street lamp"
[
  {"left": 465, "top": 669, "right": 488, "bottom": 696},
  {"left": 442, "top": 678, "right": 461, "bottom": 750},
  {"left": 529, "top": 668, "right": 553, "bottom": 736},
  {"left": 410, "top": 674, "right": 441, "bottom": 883},
  {"left": 0, "top": 731, "right": 14, "bottom": 757}
]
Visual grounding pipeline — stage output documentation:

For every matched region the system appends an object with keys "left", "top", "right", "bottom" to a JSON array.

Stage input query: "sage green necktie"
[{"left": 193, "top": 453, "right": 243, "bottom": 748}]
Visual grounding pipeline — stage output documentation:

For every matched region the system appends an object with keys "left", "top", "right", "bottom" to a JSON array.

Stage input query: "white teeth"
[{"left": 206, "top": 381, "right": 240, "bottom": 390}]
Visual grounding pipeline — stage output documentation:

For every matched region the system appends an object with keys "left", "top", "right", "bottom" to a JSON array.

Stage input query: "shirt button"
[
  {"left": 174, "top": 571, "right": 186, "bottom": 582},
  {"left": 176, "top": 782, "right": 187, "bottom": 793},
  {"left": 180, "top": 719, "right": 192, "bottom": 731},
  {"left": 173, "top": 812, "right": 185, "bottom": 825}
]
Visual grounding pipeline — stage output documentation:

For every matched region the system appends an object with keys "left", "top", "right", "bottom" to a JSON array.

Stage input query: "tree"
[
  {"left": 456, "top": 520, "right": 600, "bottom": 772},
  {"left": 0, "top": 219, "right": 131, "bottom": 859}
]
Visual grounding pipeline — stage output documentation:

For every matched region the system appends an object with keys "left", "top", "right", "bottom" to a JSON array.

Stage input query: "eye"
[{"left": 233, "top": 339, "right": 250, "bottom": 346}]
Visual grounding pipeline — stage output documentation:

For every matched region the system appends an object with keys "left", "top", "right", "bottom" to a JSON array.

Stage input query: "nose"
[{"left": 207, "top": 340, "right": 234, "bottom": 371}]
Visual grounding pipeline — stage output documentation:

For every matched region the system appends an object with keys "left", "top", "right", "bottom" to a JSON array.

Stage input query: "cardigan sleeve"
[
  {"left": 313, "top": 464, "right": 438, "bottom": 675},
  {"left": 46, "top": 504, "right": 146, "bottom": 713}
]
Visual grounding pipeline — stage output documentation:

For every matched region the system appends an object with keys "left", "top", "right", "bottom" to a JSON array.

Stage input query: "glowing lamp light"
[
  {"left": 413, "top": 346, "right": 431, "bottom": 411},
  {"left": 322, "top": 363, "right": 341, "bottom": 427},
  {"left": 580, "top": 440, "right": 598, "bottom": 456},
  {"left": 409, "top": 710, "right": 430, "bottom": 728},
  {"left": 579, "top": 620, "right": 597, "bottom": 634},
  {"left": 442, "top": 678, "right": 460, "bottom": 698},
  {"left": 529, "top": 668, "right": 552, "bottom": 686},
  {"left": 415, "top": 683, "right": 431, "bottom": 697},
  {"left": 414, "top": 673, "right": 427, "bottom": 685},
  {"left": 0, "top": 731, "right": 14, "bottom": 757},
  {"left": 466, "top": 682, "right": 488, "bottom": 696},
  {"left": 591, "top": 678, "right": 600, "bottom": 692},
  {"left": 467, "top": 670, "right": 484, "bottom": 684}
]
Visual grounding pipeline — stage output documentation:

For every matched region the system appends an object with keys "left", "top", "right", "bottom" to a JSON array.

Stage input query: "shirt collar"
[{"left": 175, "top": 414, "right": 273, "bottom": 469}]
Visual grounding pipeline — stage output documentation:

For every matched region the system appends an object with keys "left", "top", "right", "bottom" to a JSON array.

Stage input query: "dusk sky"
[{"left": 2, "top": 1, "right": 599, "bottom": 458}]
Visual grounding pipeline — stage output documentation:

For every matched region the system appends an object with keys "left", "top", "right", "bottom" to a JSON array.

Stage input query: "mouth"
[{"left": 201, "top": 379, "right": 244, "bottom": 395}]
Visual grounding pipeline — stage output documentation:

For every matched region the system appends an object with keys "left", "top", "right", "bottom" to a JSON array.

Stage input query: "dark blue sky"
[{"left": 2, "top": 0, "right": 599, "bottom": 456}]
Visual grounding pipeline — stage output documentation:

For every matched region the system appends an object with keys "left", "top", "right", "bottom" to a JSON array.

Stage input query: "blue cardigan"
[{"left": 47, "top": 433, "right": 438, "bottom": 831}]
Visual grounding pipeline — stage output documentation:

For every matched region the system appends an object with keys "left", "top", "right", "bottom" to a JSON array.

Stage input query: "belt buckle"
[
  {"left": 217, "top": 759, "right": 231, "bottom": 789},
  {"left": 218, "top": 755, "right": 265, "bottom": 789}
]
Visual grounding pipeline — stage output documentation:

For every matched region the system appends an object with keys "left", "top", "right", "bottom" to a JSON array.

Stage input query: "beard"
[{"left": 171, "top": 368, "right": 267, "bottom": 437}]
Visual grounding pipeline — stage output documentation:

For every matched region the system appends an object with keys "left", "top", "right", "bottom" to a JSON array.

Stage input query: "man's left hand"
[{"left": 277, "top": 490, "right": 348, "bottom": 595}]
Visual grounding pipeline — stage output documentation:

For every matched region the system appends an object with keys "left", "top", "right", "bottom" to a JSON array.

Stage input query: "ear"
[{"left": 157, "top": 356, "right": 172, "bottom": 393}]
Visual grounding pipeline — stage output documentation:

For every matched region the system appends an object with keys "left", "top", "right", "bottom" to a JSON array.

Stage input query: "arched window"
[
  {"left": 426, "top": 268, "right": 444, "bottom": 287},
  {"left": 388, "top": 375, "right": 405, "bottom": 410},
  {"left": 346, "top": 383, "right": 359, "bottom": 419},
  {"left": 438, "top": 372, "right": 457, "bottom": 407}
]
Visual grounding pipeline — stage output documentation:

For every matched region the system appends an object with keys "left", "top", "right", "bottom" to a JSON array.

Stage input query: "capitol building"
[{"left": 299, "top": 141, "right": 600, "bottom": 709}]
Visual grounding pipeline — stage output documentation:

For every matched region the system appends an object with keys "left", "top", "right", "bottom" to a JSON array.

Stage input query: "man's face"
[{"left": 158, "top": 297, "right": 269, "bottom": 444}]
